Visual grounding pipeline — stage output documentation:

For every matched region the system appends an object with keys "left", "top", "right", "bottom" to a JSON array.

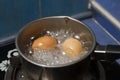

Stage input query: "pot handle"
[{"left": 93, "top": 45, "right": 120, "bottom": 61}]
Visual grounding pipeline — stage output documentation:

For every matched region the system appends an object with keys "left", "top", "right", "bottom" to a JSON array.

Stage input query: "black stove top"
[
  {"left": 0, "top": 42, "right": 16, "bottom": 80},
  {"left": 0, "top": 42, "right": 120, "bottom": 80}
]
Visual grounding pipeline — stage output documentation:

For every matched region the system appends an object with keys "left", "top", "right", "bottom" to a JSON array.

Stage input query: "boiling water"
[{"left": 25, "top": 29, "right": 89, "bottom": 66}]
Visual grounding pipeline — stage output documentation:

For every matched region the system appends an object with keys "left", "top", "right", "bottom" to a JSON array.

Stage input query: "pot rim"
[{"left": 16, "top": 16, "right": 96, "bottom": 68}]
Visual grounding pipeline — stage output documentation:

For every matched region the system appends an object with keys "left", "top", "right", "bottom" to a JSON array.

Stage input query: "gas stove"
[
  {"left": 4, "top": 53, "right": 106, "bottom": 80},
  {"left": 0, "top": 42, "right": 106, "bottom": 80},
  {"left": 0, "top": 0, "right": 120, "bottom": 80},
  {"left": 0, "top": 41, "right": 120, "bottom": 80}
]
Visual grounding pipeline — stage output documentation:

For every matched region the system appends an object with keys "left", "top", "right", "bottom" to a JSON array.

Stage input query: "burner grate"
[{"left": 4, "top": 57, "right": 106, "bottom": 80}]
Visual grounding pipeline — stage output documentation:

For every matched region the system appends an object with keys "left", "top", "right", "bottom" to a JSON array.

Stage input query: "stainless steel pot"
[{"left": 16, "top": 16, "right": 96, "bottom": 80}]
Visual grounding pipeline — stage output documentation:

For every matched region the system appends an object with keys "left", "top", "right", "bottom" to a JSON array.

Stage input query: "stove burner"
[{"left": 4, "top": 57, "right": 106, "bottom": 80}]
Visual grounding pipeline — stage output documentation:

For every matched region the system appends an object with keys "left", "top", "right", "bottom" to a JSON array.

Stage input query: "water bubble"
[{"left": 26, "top": 29, "right": 89, "bottom": 66}]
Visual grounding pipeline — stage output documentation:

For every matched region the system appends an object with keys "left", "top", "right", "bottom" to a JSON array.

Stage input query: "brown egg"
[
  {"left": 32, "top": 36, "right": 57, "bottom": 49},
  {"left": 62, "top": 38, "right": 83, "bottom": 57}
]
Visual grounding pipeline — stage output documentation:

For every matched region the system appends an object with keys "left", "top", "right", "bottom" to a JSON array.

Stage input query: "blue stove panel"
[
  {"left": 91, "top": 0, "right": 120, "bottom": 43},
  {"left": 82, "top": 19, "right": 119, "bottom": 45}
]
